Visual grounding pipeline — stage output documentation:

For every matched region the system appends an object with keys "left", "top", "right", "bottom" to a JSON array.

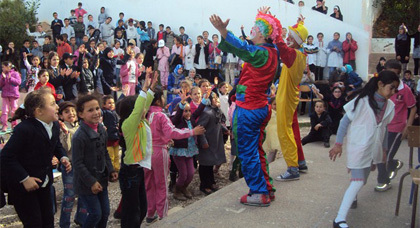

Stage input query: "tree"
[
  {"left": 0, "top": 0, "right": 40, "bottom": 49},
  {"left": 373, "top": 0, "right": 420, "bottom": 38}
]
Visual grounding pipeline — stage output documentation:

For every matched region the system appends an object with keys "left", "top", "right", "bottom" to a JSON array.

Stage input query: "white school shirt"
[
  {"left": 343, "top": 97, "right": 395, "bottom": 169},
  {"left": 315, "top": 41, "right": 327, "bottom": 67}
]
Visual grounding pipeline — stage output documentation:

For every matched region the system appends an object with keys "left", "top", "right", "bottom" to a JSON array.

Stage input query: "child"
[
  {"left": 145, "top": 88, "right": 205, "bottom": 222},
  {"left": 57, "top": 101, "right": 87, "bottom": 227},
  {"left": 375, "top": 60, "right": 417, "bottom": 192},
  {"left": 72, "top": 95, "right": 118, "bottom": 228},
  {"left": 193, "top": 74, "right": 202, "bottom": 87},
  {"left": 98, "top": 7, "right": 108, "bottom": 26},
  {"left": 102, "top": 95, "right": 120, "bottom": 172},
  {"left": 344, "top": 64, "right": 363, "bottom": 93},
  {"left": 100, "top": 47, "right": 123, "bottom": 95},
  {"left": 156, "top": 40, "right": 170, "bottom": 88},
  {"left": 23, "top": 54, "right": 41, "bottom": 92},
  {"left": 189, "top": 86, "right": 202, "bottom": 114},
  {"left": 196, "top": 92, "right": 227, "bottom": 195},
  {"left": 167, "top": 64, "right": 186, "bottom": 104},
  {"left": 329, "top": 71, "right": 400, "bottom": 228},
  {"left": 169, "top": 91, "right": 201, "bottom": 201},
  {"left": 402, "top": 70, "right": 417, "bottom": 95},
  {"left": 0, "top": 89, "right": 71, "bottom": 227},
  {"left": 34, "top": 69, "right": 63, "bottom": 101},
  {"left": 120, "top": 50, "right": 143, "bottom": 96},
  {"left": 47, "top": 52, "right": 66, "bottom": 100},
  {"left": 324, "top": 86, "right": 346, "bottom": 134},
  {"left": 1, "top": 62, "right": 21, "bottom": 131},
  {"left": 116, "top": 68, "right": 155, "bottom": 227},
  {"left": 263, "top": 97, "right": 281, "bottom": 163},
  {"left": 376, "top": 57, "right": 386, "bottom": 73},
  {"left": 301, "top": 100, "right": 332, "bottom": 148},
  {"left": 113, "top": 41, "right": 125, "bottom": 87}
]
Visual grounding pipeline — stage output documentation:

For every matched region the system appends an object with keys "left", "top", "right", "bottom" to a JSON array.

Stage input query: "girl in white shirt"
[{"left": 329, "top": 71, "right": 400, "bottom": 228}]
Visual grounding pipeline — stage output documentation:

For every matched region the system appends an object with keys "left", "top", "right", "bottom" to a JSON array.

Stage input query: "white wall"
[{"left": 35, "top": 0, "right": 372, "bottom": 79}]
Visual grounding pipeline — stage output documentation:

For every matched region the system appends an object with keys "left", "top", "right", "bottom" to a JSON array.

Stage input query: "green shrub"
[{"left": 0, "top": 0, "right": 40, "bottom": 49}]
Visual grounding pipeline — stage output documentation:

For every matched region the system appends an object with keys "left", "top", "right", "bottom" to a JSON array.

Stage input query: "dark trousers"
[
  {"left": 315, "top": 66, "right": 324, "bottom": 81},
  {"left": 301, "top": 128, "right": 330, "bottom": 145},
  {"left": 79, "top": 188, "right": 110, "bottom": 228},
  {"left": 140, "top": 41, "right": 150, "bottom": 53},
  {"left": 119, "top": 164, "right": 147, "bottom": 228},
  {"left": 414, "top": 58, "right": 419, "bottom": 76},
  {"left": 10, "top": 184, "right": 54, "bottom": 228},
  {"left": 377, "top": 131, "right": 402, "bottom": 184},
  {"left": 199, "top": 165, "right": 215, "bottom": 189},
  {"left": 169, "top": 155, "right": 178, "bottom": 189}
]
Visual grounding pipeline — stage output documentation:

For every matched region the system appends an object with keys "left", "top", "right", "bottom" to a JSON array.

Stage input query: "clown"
[
  {"left": 275, "top": 17, "right": 309, "bottom": 181},
  {"left": 210, "top": 6, "right": 282, "bottom": 207}
]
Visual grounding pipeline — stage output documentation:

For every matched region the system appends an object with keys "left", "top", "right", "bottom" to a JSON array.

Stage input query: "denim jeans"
[
  {"left": 59, "top": 164, "right": 88, "bottom": 228},
  {"left": 79, "top": 188, "right": 110, "bottom": 228},
  {"left": 119, "top": 164, "right": 147, "bottom": 227},
  {"left": 76, "top": 37, "right": 83, "bottom": 46},
  {"left": 115, "top": 68, "right": 121, "bottom": 86},
  {"left": 20, "top": 68, "right": 27, "bottom": 89}
]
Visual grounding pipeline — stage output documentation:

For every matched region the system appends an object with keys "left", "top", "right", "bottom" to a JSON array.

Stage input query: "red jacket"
[
  {"left": 342, "top": 39, "right": 358, "bottom": 63},
  {"left": 34, "top": 82, "right": 59, "bottom": 101},
  {"left": 57, "top": 42, "right": 72, "bottom": 59}
]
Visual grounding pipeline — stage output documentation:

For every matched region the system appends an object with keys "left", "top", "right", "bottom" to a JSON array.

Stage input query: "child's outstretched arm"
[
  {"left": 329, "top": 114, "right": 351, "bottom": 161},
  {"left": 122, "top": 69, "right": 154, "bottom": 134}
]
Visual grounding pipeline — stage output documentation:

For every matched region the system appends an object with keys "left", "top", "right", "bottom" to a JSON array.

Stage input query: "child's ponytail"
[
  {"left": 9, "top": 88, "right": 51, "bottom": 122},
  {"left": 353, "top": 70, "right": 399, "bottom": 113}
]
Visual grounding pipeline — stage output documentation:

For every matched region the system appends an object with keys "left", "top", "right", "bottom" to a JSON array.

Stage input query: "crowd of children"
[{"left": 0, "top": 2, "right": 420, "bottom": 228}]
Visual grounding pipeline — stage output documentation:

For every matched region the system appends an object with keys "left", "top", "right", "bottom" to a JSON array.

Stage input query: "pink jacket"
[
  {"left": 342, "top": 39, "right": 358, "bottom": 63},
  {"left": 147, "top": 105, "right": 193, "bottom": 147},
  {"left": 0, "top": 70, "right": 21, "bottom": 99},
  {"left": 156, "top": 46, "right": 170, "bottom": 72},
  {"left": 120, "top": 60, "right": 143, "bottom": 84}
]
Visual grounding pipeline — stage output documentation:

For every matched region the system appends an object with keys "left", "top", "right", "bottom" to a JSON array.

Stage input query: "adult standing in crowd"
[
  {"left": 342, "top": 32, "right": 358, "bottom": 71},
  {"left": 100, "top": 17, "right": 115, "bottom": 46},
  {"left": 26, "top": 24, "right": 46, "bottom": 46},
  {"left": 51, "top": 12, "right": 63, "bottom": 44},
  {"left": 395, "top": 24, "right": 411, "bottom": 71},
  {"left": 330, "top": 5, "right": 343, "bottom": 21},
  {"left": 327, "top": 32, "right": 343, "bottom": 78},
  {"left": 312, "top": 0, "right": 328, "bottom": 14},
  {"left": 184, "top": 38, "right": 195, "bottom": 71},
  {"left": 194, "top": 35, "right": 209, "bottom": 80},
  {"left": 315, "top": 32, "right": 327, "bottom": 81},
  {"left": 74, "top": 2, "right": 88, "bottom": 22},
  {"left": 408, "top": 24, "right": 420, "bottom": 75},
  {"left": 61, "top": 18, "right": 75, "bottom": 39}
]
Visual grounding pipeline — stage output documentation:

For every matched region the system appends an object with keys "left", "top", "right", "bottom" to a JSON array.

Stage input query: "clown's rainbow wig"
[{"left": 254, "top": 12, "right": 282, "bottom": 43}]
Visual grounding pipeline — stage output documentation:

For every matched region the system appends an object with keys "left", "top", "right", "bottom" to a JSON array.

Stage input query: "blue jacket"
[{"left": 346, "top": 71, "right": 363, "bottom": 89}]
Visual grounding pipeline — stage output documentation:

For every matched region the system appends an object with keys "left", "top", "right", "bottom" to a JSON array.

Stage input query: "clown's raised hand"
[
  {"left": 258, "top": 6, "right": 271, "bottom": 15},
  {"left": 209, "top": 14, "right": 230, "bottom": 39}
]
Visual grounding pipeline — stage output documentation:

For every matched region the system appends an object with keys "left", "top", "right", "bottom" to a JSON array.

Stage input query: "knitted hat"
[
  {"left": 288, "top": 21, "right": 309, "bottom": 46},
  {"left": 158, "top": 39, "right": 165, "bottom": 48},
  {"left": 254, "top": 12, "right": 283, "bottom": 43}
]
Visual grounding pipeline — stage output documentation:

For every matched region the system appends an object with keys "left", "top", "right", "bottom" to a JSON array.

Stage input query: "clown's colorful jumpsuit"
[{"left": 218, "top": 31, "right": 280, "bottom": 195}]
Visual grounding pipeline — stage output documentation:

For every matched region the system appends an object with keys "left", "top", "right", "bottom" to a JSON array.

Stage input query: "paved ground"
[{"left": 151, "top": 135, "right": 419, "bottom": 228}]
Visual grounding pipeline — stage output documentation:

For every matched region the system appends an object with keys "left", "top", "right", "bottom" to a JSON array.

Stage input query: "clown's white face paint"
[{"left": 249, "top": 26, "right": 259, "bottom": 40}]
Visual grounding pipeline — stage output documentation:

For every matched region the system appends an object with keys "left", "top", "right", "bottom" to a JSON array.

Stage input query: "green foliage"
[
  {"left": 373, "top": 0, "right": 420, "bottom": 37},
  {"left": 0, "top": 0, "right": 40, "bottom": 49}
]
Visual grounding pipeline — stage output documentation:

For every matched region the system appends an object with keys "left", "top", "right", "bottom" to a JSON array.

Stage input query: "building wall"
[{"left": 36, "top": 0, "right": 374, "bottom": 79}]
